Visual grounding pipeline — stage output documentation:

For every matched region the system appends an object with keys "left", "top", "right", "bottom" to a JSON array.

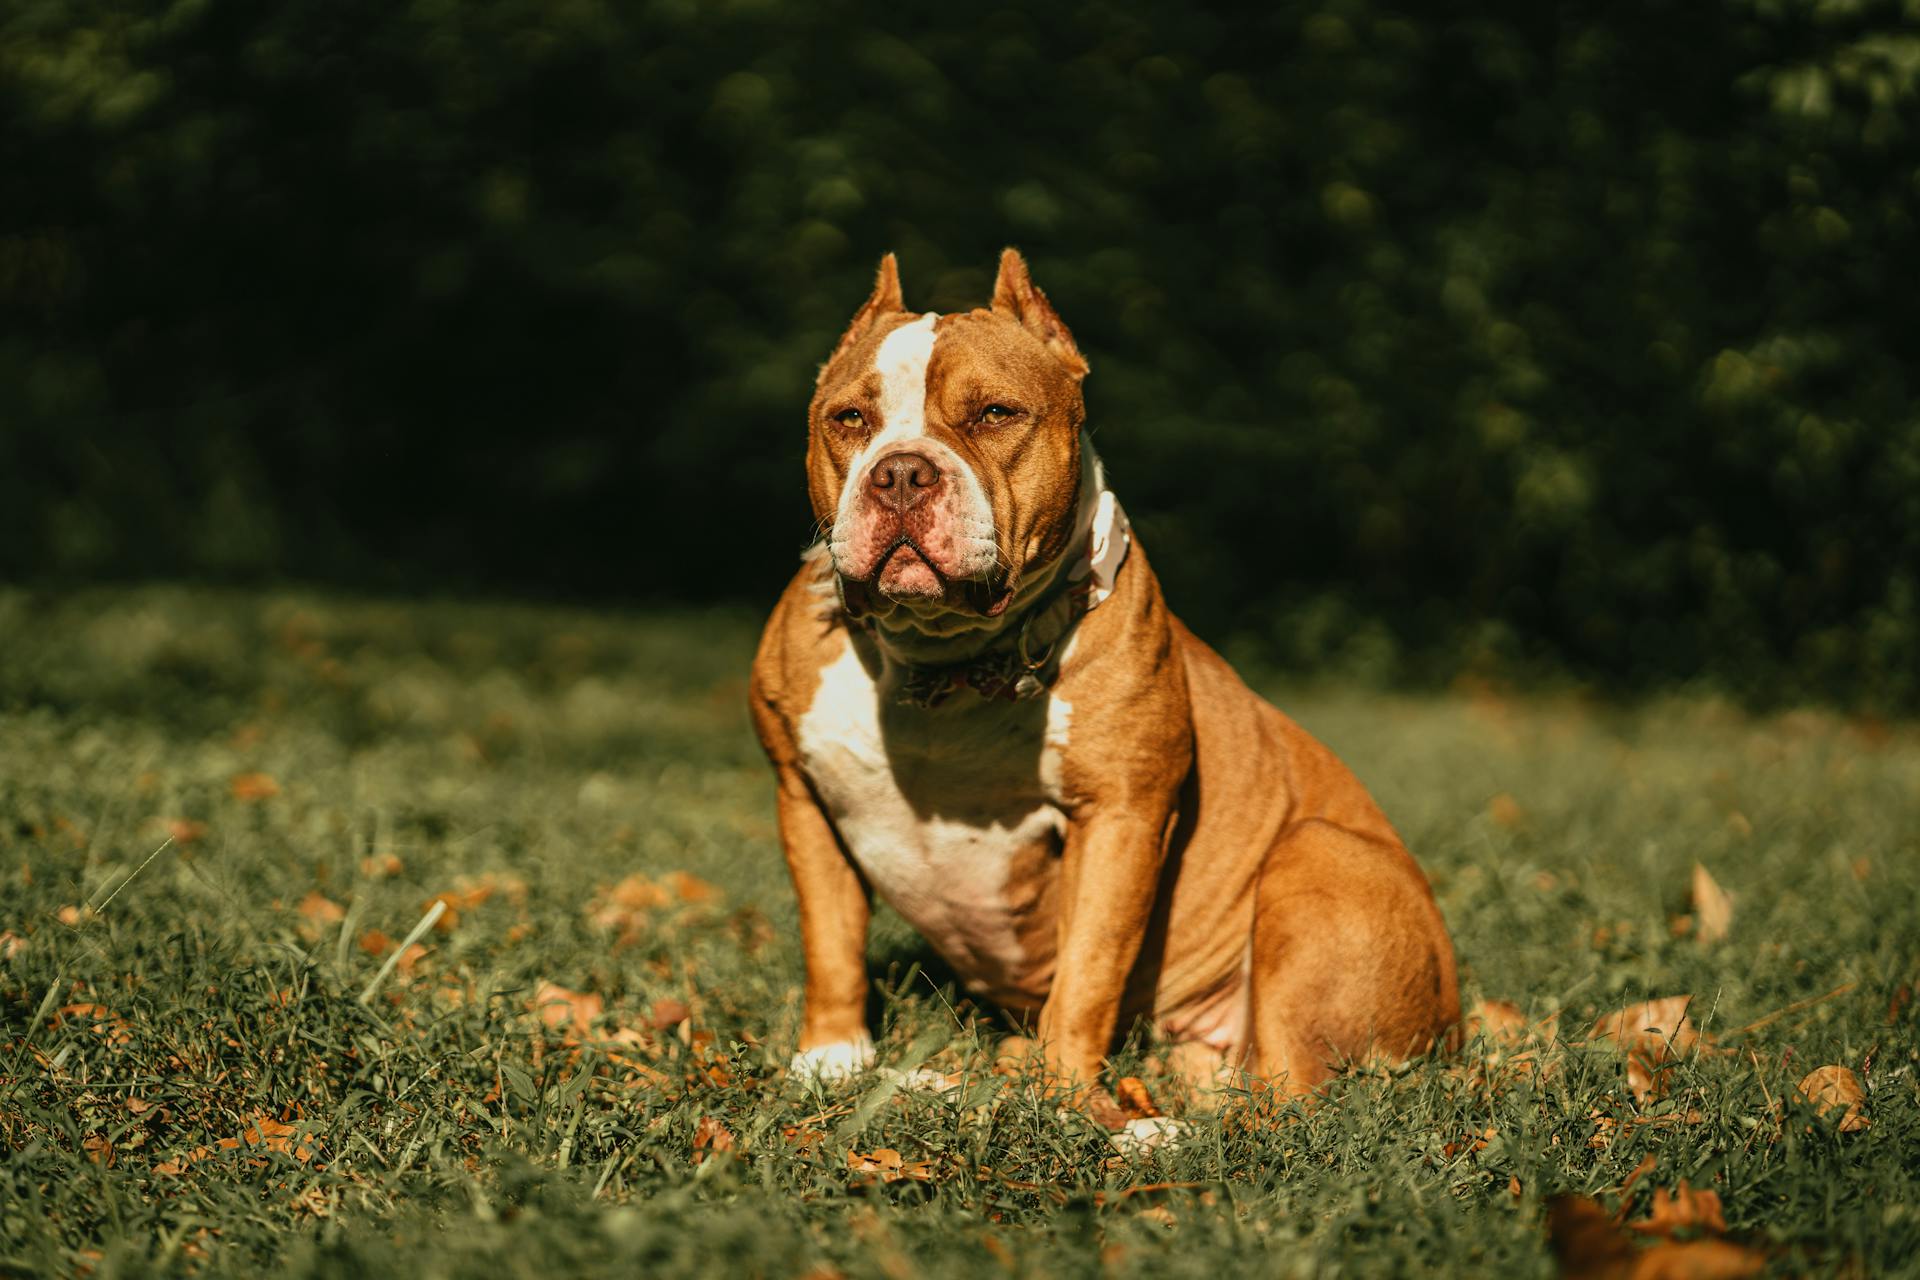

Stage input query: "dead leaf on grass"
[
  {"left": 1630, "top": 1183, "right": 1728, "bottom": 1238},
  {"left": 1548, "top": 1195, "right": 1765, "bottom": 1279},
  {"left": 846, "top": 1146, "right": 934, "bottom": 1183},
  {"left": 357, "top": 929, "right": 426, "bottom": 976},
  {"left": 158, "top": 818, "right": 209, "bottom": 845},
  {"left": 1690, "top": 864, "right": 1733, "bottom": 945},
  {"left": 1489, "top": 793, "right": 1527, "bottom": 829},
  {"left": 692, "top": 1115, "right": 735, "bottom": 1162},
  {"left": 1114, "top": 1076, "right": 1161, "bottom": 1119},
  {"left": 56, "top": 1002, "right": 133, "bottom": 1047},
  {"left": 217, "top": 1113, "right": 317, "bottom": 1162},
  {"left": 229, "top": 772, "right": 281, "bottom": 801},
  {"left": 532, "top": 982, "right": 603, "bottom": 1040},
  {"left": 297, "top": 892, "right": 345, "bottom": 933},
  {"left": 1795, "top": 1065, "right": 1870, "bottom": 1132},
  {"left": 1588, "top": 996, "right": 1712, "bottom": 1102}
]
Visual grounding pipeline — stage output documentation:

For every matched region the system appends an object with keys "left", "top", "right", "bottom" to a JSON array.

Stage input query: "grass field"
[{"left": 2, "top": 585, "right": 1915, "bottom": 1278}]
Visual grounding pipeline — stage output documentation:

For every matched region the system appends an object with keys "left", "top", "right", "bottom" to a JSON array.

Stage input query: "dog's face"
[{"left": 807, "top": 250, "right": 1089, "bottom": 628}]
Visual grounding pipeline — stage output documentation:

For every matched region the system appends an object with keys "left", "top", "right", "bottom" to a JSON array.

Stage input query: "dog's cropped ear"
[
  {"left": 991, "top": 248, "right": 1088, "bottom": 379},
  {"left": 823, "top": 253, "right": 906, "bottom": 373}
]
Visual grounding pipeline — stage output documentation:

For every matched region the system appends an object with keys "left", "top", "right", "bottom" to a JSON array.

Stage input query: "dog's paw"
[
  {"left": 789, "top": 1033, "right": 875, "bottom": 1084},
  {"left": 1110, "top": 1116, "right": 1190, "bottom": 1155},
  {"left": 875, "top": 1066, "right": 962, "bottom": 1093}
]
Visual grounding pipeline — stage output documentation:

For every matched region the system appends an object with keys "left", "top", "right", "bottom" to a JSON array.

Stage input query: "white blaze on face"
[{"left": 827, "top": 313, "right": 997, "bottom": 585}]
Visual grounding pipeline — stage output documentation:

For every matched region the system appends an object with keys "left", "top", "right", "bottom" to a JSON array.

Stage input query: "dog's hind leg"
[{"left": 1244, "top": 819, "right": 1460, "bottom": 1095}]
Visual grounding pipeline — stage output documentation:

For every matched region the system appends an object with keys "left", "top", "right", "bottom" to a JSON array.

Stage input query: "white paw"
[
  {"left": 1110, "top": 1116, "right": 1190, "bottom": 1154},
  {"left": 876, "top": 1066, "right": 961, "bottom": 1093},
  {"left": 789, "top": 1033, "right": 875, "bottom": 1084}
]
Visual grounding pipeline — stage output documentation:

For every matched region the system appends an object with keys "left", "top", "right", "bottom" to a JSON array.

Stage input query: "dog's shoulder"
[{"left": 749, "top": 547, "right": 852, "bottom": 761}]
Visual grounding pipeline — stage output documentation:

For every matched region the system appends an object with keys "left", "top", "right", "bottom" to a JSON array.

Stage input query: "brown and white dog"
[{"left": 750, "top": 250, "right": 1458, "bottom": 1130}]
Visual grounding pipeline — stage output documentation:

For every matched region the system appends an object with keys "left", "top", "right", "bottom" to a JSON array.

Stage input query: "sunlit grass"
[{"left": 1, "top": 586, "right": 1914, "bottom": 1277}]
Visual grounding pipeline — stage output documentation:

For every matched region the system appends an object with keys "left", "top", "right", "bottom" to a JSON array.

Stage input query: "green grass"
[{"left": 2, "top": 585, "right": 1915, "bottom": 1278}]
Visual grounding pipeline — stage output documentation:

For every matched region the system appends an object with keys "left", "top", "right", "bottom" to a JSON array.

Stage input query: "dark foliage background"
[{"left": 4, "top": 0, "right": 1917, "bottom": 702}]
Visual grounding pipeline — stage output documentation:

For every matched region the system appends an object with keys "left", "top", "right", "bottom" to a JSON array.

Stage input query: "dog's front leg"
[
  {"left": 775, "top": 767, "right": 875, "bottom": 1082},
  {"left": 1037, "top": 809, "right": 1172, "bottom": 1126}
]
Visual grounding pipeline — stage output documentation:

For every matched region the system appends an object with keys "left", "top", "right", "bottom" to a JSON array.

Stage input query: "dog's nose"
[{"left": 868, "top": 451, "right": 941, "bottom": 512}]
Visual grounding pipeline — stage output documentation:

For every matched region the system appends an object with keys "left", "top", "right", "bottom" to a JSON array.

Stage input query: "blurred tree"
[{"left": 1, "top": 0, "right": 1915, "bottom": 704}]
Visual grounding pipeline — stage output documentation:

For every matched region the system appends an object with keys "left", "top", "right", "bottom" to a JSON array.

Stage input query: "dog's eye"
[
  {"left": 833, "top": 408, "right": 866, "bottom": 430},
  {"left": 979, "top": 404, "right": 1019, "bottom": 426}
]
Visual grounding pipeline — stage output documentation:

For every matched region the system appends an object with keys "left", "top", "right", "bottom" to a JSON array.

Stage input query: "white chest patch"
[{"left": 795, "top": 633, "right": 1071, "bottom": 1004}]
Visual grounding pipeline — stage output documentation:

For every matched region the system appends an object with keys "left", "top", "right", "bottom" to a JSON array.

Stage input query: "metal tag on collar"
[{"left": 1012, "top": 609, "right": 1056, "bottom": 699}]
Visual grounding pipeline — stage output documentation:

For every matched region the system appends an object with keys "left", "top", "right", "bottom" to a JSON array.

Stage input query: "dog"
[{"left": 750, "top": 250, "right": 1459, "bottom": 1126}]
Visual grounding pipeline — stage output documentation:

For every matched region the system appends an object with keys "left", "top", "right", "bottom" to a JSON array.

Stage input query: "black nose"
[{"left": 868, "top": 451, "right": 941, "bottom": 512}]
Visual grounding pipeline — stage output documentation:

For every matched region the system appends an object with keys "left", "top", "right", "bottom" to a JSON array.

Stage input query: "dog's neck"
[{"left": 840, "top": 439, "right": 1125, "bottom": 673}]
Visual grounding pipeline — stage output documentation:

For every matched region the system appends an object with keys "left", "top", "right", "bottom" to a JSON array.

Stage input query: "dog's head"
[{"left": 808, "top": 250, "right": 1089, "bottom": 633}]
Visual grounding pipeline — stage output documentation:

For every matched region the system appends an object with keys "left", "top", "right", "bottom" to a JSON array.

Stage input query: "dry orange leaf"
[
  {"left": 1630, "top": 1183, "right": 1728, "bottom": 1238},
  {"left": 0, "top": 930, "right": 25, "bottom": 960},
  {"left": 665, "top": 870, "right": 721, "bottom": 903},
  {"left": 229, "top": 772, "right": 281, "bottom": 801},
  {"left": 1549, "top": 1195, "right": 1764, "bottom": 1280},
  {"left": 533, "top": 982, "right": 603, "bottom": 1040},
  {"left": 161, "top": 818, "right": 209, "bottom": 845},
  {"left": 424, "top": 873, "right": 529, "bottom": 931},
  {"left": 57, "top": 1003, "right": 133, "bottom": 1047},
  {"left": 357, "top": 930, "right": 426, "bottom": 976},
  {"left": 847, "top": 1147, "right": 933, "bottom": 1183},
  {"left": 360, "top": 853, "right": 404, "bottom": 879},
  {"left": 1690, "top": 864, "right": 1733, "bottom": 945},
  {"left": 298, "top": 892, "right": 345, "bottom": 925},
  {"left": 1588, "top": 996, "right": 1711, "bottom": 1102},
  {"left": 56, "top": 904, "right": 94, "bottom": 927},
  {"left": 1489, "top": 793, "right": 1526, "bottom": 829},
  {"left": 1467, "top": 998, "right": 1530, "bottom": 1044},
  {"left": 1795, "top": 1065, "right": 1870, "bottom": 1132},
  {"left": 649, "top": 997, "right": 692, "bottom": 1029},
  {"left": 216, "top": 1113, "right": 317, "bottom": 1162},
  {"left": 1114, "top": 1076, "right": 1161, "bottom": 1119},
  {"left": 692, "top": 1115, "right": 736, "bottom": 1162}
]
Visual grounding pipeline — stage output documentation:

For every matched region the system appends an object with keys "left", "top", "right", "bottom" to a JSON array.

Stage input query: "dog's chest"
[{"left": 794, "top": 636, "right": 1070, "bottom": 1003}]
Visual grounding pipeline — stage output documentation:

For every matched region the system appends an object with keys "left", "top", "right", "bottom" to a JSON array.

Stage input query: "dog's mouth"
[{"left": 842, "top": 536, "right": 1012, "bottom": 619}]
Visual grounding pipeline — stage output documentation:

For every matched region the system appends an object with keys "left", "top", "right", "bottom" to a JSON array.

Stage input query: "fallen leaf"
[
  {"left": 216, "top": 1113, "right": 316, "bottom": 1162},
  {"left": 1442, "top": 1126, "right": 1498, "bottom": 1159},
  {"left": 532, "top": 982, "right": 603, "bottom": 1040},
  {"left": 1548, "top": 1195, "right": 1765, "bottom": 1279},
  {"left": 649, "top": 997, "right": 691, "bottom": 1029},
  {"left": 1114, "top": 1076, "right": 1161, "bottom": 1119},
  {"left": 1795, "top": 1065, "right": 1869, "bottom": 1132},
  {"left": 692, "top": 1115, "right": 735, "bottom": 1162},
  {"left": 665, "top": 870, "right": 721, "bottom": 903},
  {"left": 56, "top": 1002, "right": 133, "bottom": 1047},
  {"left": 161, "top": 818, "right": 209, "bottom": 845},
  {"left": 229, "top": 772, "right": 281, "bottom": 801},
  {"left": 1690, "top": 864, "right": 1733, "bottom": 945},
  {"left": 0, "top": 930, "right": 24, "bottom": 960},
  {"left": 357, "top": 930, "right": 426, "bottom": 976},
  {"left": 585, "top": 874, "right": 672, "bottom": 943},
  {"left": 56, "top": 904, "right": 94, "bottom": 927},
  {"left": 1588, "top": 996, "right": 1710, "bottom": 1102},
  {"left": 1489, "top": 793, "right": 1526, "bottom": 829},
  {"left": 298, "top": 892, "right": 345, "bottom": 925},
  {"left": 1630, "top": 1183, "right": 1728, "bottom": 1238},
  {"left": 424, "top": 873, "right": 530, "bottom": 931},
  {"left": 360, "top": 853, "right": 404, "bottom": 879},
  {"left": 846, "top": 1146, "right": 933, "bottom": 1183},
  {"left": 1617, "top": 1153, "right": 1658, "bottom": 1201},
  {"left": 1467, "top": 999, "right": 1529, "bottom": 1043}
]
